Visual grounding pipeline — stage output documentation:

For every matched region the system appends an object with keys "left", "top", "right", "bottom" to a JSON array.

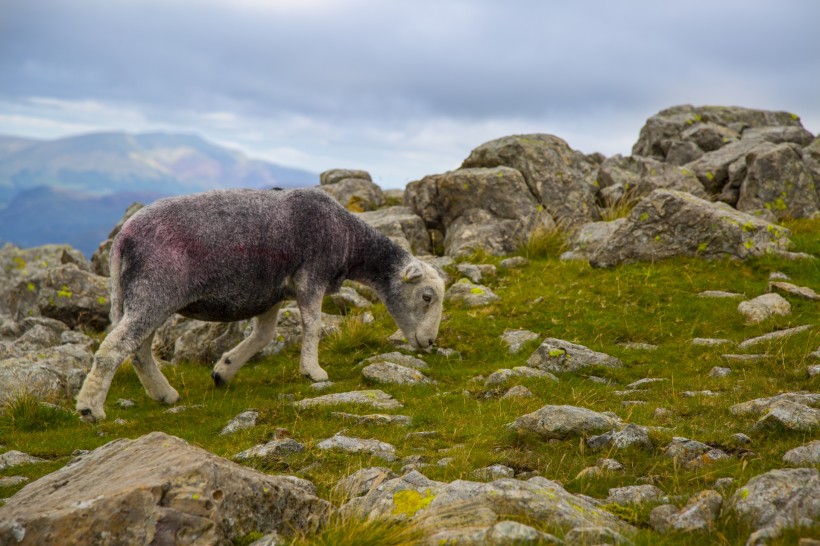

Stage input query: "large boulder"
[
  {"left": 0, "top": 343, "right": 91, "bottom": 404},
  {"left": 91, "top": 202, "right": 144, "bottom": 276},
  {"left": 0, "top": 244, "right": 90, "bottom": 316},
  {"left": 0, "top": 432, "right": 331, "bottom": 545},
  {"left": 6, "top": 264, "right": 110, "bottom": 330},
  {"left": 356, "top": 206, "right": 432, "bottom": 255},
  {"left": 728, "top": 468, "right": 820, "bottom": 545},
  {"left": 632, "top": 105, "right": 805, "bottom": 162},
  {"left": 596, "top": 154, "right": 707, "bottom": 202},
  {"left": 461, "top": 134, "right": 600, "bottom": 226},
  {"left": 406, "top": 166, "right": 553, "bottom": 257},
  {"left": 589, "top": 190, "right": 793, "bottom": 268},
  {"left": 318, "top": 169, "right": 385, "bottom": 212}
]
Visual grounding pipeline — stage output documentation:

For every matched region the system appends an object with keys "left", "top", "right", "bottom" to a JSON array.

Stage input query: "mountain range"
[{"left": 0, "top": 132, "right": 317, "bottom": 255}]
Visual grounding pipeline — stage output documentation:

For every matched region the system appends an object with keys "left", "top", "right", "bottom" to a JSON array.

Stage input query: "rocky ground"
[{"left": 1, "top": 104, "right": 819, "bottom": 545}]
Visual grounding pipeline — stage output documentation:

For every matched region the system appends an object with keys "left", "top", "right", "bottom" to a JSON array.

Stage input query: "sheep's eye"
[{"left": 422, "top": 293, "right": 433, "bottom": 303}]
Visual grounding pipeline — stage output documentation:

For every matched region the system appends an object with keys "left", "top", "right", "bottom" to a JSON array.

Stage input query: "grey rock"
[
  {"left": 619, "top": 342, "right": 658, "bottom": 351},
  {"left": 333, "top": 467, "right": 399, "bottom": 499},
  {"left": 733, "top": 433, "right": 753, "bottom": 445},
  {"left": 0, "top": 450, "right": 45, "bottom": 471},
  {"left": 782, "top": 440, "right": 820, "bottom": 466},
  {"left": 527, "top": 338, "right": 622, "bottom": 373},
  {"left": 683, "top": 390, "right": 721, "bottom": 397},
  {"left": 318, "top": 175, "right": 385, "bottom": 211},
  {"left": 248, "top": 532, "right": 284, "bottom": 546},
  {"left": 808, "top": 365, "right": 820, "bottom": 377},
  {"left": 471, "top": 464, "right": 515, "bottom": 481},
  {"left": 729, "top": 468, "right": 820, "bottom": 545},
  {"left": 562, "top": 219, "right": 626, "bottom": 261},
  {"left": 709, "top": 366, "right": 733, "bottom": 378},
  {"left": 597, "top": 153, "right": 707, "bottom": 200},
  {"left": 316, "top": 434, "right": 397, "bottom": 460},
  {"left": 220, "top": 410, "right": 260, "bottom": 435},
  {"left": 320, "top": 169, "right": 372, "bottom": 186},
  {"left": 339, "top": 470, "right": 447, "bottom": 522},
  {"left": 406, "top": 166, "right": 554, "bottom": 257},
  {"left": 0, "top": 432, "right": 331, "bottom": 545},
  {"left": 115, "top": 399, "right": 135, "bottom": 408},
  {"left": 331, "top": 412, "right": 413, "bottom": 426},
  {"left": 461, "top": 134, "right": 600, "bottom": 226},
  {"left": 0, "top": 476, "right": 29, "bottom": 487},
  {"left": 500, "top": 329, "right": 540, "bottom": 354},
  {"left": 294, "top": 390, "right": 403, "bottom": 410},
  {"left": 715, "top": 477, "right": 735, "bottom": 489},
  {"left": 508, "top": 404, "right": 622, "bottom": 440},
  {"left": 445, "top": 279, "right": 500, "bottom": 307},
  {"left": 362, "top": 361, "right": 434, "bottom": 386},
  {"left": 234, "top": 438, "right": 306, "bottom": 460},
  {"left": 0, "top": 343, "right": 91, "bottom": 404},
  {"left": 310, "top": 381, "right": 334, "bottom": 391},
  {"left": 753, "top": 400, "right": 820, "bottom": 432},
  {"left": 152, "top": 314, "right": 246, "bottom": 365},
  {"left": 626, "top": 377, "right": 667, "bottom": 389},
  {"left": 362, "top": 351, "right": 429, "bottom": 370},
  {"left": 501, "top": 385, "right": 534, "bottom": 399},
  {"left": 456, "top": 263, "right": 484, "bottom": 284},
  {"left": 730, "top": 392, "right": 820, "bottom": 416},
  {"left": 664, "top": 437, "right": 713, "bottom": 464},
  {"left": 650, "top": 490, "right": 723, "bottom": 533},
  {"left": 164, "top": 404, "right": 203, "bottom": 414},
  {"left": 563, "top": 526, "right": 632, "bottom": 545},
  {"left": 698, "top": 290, "right": 745, "bottom": 298},
  {"left": 684, "top": 448, "right": 731, "bottom": 470},
  {"left": 739, "top": 325, "right": 811, "bottom": 349},
  {"left": 589, "top": 190, "right": 792, "bottom": 268},
  {"left": 606, "top": 484, "right": 665, "bottom": 506},
  {"left": 356, "top": 206, "right": 432, "bottom": 255},
  {"left": 769, "top": 281, "right": 820, "bottom": 301},
  {"left": 743, "top": 126, "right": 815, "bottom": 146},
  {"left": 586, "top": 424, "right": 654, "bottom": 452},
  {"left": 738, "top": 293, "right": 791, "bottom": 324},
  {"left": 499, "top": 256, "right": 529, "bottom": 269},
  {"left": 484, "top": 366, "right": 557, "bottom": 387},
  {"left": 330, "top": 286, "right": 372, "bottom": 313},
  {"left": 722, "top": 354, "right": 768, "bottom": 363}
]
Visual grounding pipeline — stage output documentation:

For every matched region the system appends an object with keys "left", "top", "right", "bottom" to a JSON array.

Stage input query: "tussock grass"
[{"left": 2, "top": 218, "right": 820, "bottom": 544}]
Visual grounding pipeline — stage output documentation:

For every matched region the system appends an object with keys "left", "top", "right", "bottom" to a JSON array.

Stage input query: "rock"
[
  {"left": 318, "top": 171, "right": 385, "bottom": 212},
  {"left": 722, "top": 354, "right": 768, "bottom": 363},
  {"left": 0, "top": 244, "right": 91, "bottom": 316},
  {"left": 330, "top": 286, "right": 372, "bottom": 313},
  {"left": 709, "top": 366, "right": 733, "bottom": 378},
  {"left": 526, "top": 338, "right": 622, "bottom": 373},
  {"left": 738, "top": 325, "right": 812, "bottom": 350},
  {"left": 501, "top": 385, "right": 534, "bottom": 399},
  {"left": 7, "top": 264, "right": 110, "bottom": 330},
  {"left": 405, "top": 166, "right": 553, "bottom": 257},
  {"left": 619, "top": 342, "right": 658, "bottom": 351},
  {"left": 596, "top": 154, "right": 707, "bottom": 200},
  {"left": 333, "top": 467, "right": 399, "bottom": 500},
  {"left": 699, "top": 290, "right": 745, "bottom": 298},
  {"left": 152, "top": 315, "right": 246, "bottom": 365},
  {"left": 316, "top": 435, "right": 397, "bottom": 460},
  {"left": 564, "top": 526, "right": 632, "bottom": 545},
  {"left": 589, "top": 190, "right": 792, "bottom": 268},
  {"left": 471, "top": 464, "right": 515, "bottom": 481},
  {"left": 0, "top": 450, "right": 45, "bottom": 471},
  {"left": 0, "top": 317, "right": 69, "bottom": 356},
  {"left": 460, "top": 134, "right": 600, "bottom": 226},
  {"left": 0, "top": 432, "right": 331, "bottom": 545},
  {"left": 361, "top": 351, "right": 429, "bottom": 370},
  {"left": 684, "top": 448, "right": 731, "bottom": 470},
  {"left": 499, "top": 256, "right": 529, "bottom": 269},
  {"left": 736, "top": 143, "right": 819, "bottom": 220},
  {"left": 626, "top": 378, "right": 667, "bottom": 389},
  {"left": 650, "top": 490, "right": 723, "bottom": 533},
  {"left": 606, "top": 484, "right": 665, "bottom": 505},
  {"left": 484, "top": 366, "right": 557, "bottom": 387},
  {"left": 586, "top": 424, "right": 654, "bottom": 452},
  {"left": 508, "top": 404, "right": 622, "bottom": 440},
  {"left": 220, "top": 410, "right": 259, "bottom": 435},
  {"left": 0, "top": 476, "right": 29, "bottom": 487},
  {"left": 737, "top": 293, "right": 791, "bottom": 324},
  {"left": 445, "top": 279, "right": 500, "bottom": 307},
  {"left": 330, "top": 412, "right": 412, "bottom": 426},
  {"left": 561, "top": 219, "right": 626, "bottom": 261},
  {"left": 769, "top": 281, "right": 820, "bottom": 301},
  {"left": 362, "top": 361, "right": 434, "bottom": 385},
  {"left": 428, "top": 520, "right": 562, "bottom": 546},
  {"left": 0, "top": 343, "right": 91, "bottom": 403},
  {"left": 694, "top": 338, "right": 734, "bottom": 348},
  {"left": 753, "top": 400, "right": 820, "bottom": 432},
  {"left": 664, "top": 437, "right": 713, "bottom": 464},
  {"left": 294, "top": 390, "right": 403, "bottom": 410},
  {"left": 730, "top": 392, "right": 820, "bottom": 416},
  {"left": 809, "top": 365, "right": 820, "bottom": 377},
  {"left": 310, "top": 381, "right": 334, "bottom": 391},
  {"left": 500, "top": 329, "right": 540, "bottom": 354},
  {"left": 783, "top": 441, "right": 820, "bottom": 466},
  {"left": 356, "top": 206, "right": 432, "bottom": 255},
  {"left": 91, "top": 202, "right": 144, "bottom": 276},
  {"left": 729, "top": 468, "right": 820, "bottom": 545},
  {"left": 234, "top": 438, "right": 306, "bottom": 460},
  {"left": 683, "top": 390, "right": 721, "bottom": 398}
]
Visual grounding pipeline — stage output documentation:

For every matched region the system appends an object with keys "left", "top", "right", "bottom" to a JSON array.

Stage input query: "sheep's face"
[{"left": 387, "top": 260, "right": 445, "bottom": 350}]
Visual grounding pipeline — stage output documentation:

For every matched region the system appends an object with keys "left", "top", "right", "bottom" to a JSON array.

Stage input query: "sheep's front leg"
[
  {"left": 211, "top": 303, "right": 282, "bottom": 386},
  {"left": 296, "top": 286, "right": 328, "bottom": 382}
]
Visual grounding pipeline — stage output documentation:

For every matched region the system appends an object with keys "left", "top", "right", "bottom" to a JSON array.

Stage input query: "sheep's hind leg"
[
  {"left": 132, "top": 331, "right": 179, "bottom": 404},
  {"left": 296, "top": 288, "right": 328, "bottom": 382},
  {"left": 211, "top": 303, "right": 282, "bottom": 386},
  {"left": 76, "top": 316, "right": 147, "bottom": 423}
]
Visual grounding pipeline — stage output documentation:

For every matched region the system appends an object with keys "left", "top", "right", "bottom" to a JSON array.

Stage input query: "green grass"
[{"left": 3, "top": 218, "right": 820, "bottom": 544}]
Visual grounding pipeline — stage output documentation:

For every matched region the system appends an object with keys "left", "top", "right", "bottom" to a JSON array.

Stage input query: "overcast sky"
[{"left": 1, "top": 0, "right": 818, "bottom": 188}]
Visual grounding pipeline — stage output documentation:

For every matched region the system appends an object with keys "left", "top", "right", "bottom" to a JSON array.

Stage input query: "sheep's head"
[{"left": 386, "top": 259, "right": 445, "bottom": 350}]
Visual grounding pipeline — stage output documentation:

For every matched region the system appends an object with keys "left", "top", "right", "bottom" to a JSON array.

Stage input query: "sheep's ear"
[{"left": 401, "top": 263, "right": 424, "bottom": 284}]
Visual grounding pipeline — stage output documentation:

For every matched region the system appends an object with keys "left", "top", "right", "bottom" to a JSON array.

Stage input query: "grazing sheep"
[{"left": 75, "top": 188, "right": 445, "bottom": 422}]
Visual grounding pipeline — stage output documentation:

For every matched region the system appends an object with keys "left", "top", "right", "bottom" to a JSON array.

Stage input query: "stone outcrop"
[
  {"left": 588, "top": 190, "right": 793, "bottom": 268},
  {"left": 0, "top": 432, "right": 331, "bottom": 545},
  {"left": 526, "top": 338, "right": 623, "bottom": 373},
  {"left": 356, "top": 206, "right": 432, "bottom": 255},
  {"left": 318, "top": 169, "right": 385, "bottom": 212}
]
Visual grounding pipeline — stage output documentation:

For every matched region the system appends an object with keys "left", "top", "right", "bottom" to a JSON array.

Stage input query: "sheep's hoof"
[
  {"left": 211, "top": 371, "right": 226, "bottom": 387},
  {"left": 78, "top": 407, "right": 98, "bottom": 423}
]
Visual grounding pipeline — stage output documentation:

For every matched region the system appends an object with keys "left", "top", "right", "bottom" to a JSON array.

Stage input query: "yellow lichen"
[
  {"left": 470, "top": 287, "right": 485, "bottom": 295},
  {"left": 548, "top": 348, "right": 566, "bottom": 357},
  {"left": 57, "top": 286, "right": 72, "bottom": 298},
  {"left": 392, "top": 489, "right": 436, "bottom": 518}
]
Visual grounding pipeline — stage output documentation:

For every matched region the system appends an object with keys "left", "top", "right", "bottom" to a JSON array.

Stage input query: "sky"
[{"left": 1, "top": 0, "right": 818, "bottom": 189}]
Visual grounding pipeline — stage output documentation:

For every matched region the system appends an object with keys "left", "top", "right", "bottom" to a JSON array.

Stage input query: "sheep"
[{"left": 75, "top": 188, "right": 445, "bottom": 422}]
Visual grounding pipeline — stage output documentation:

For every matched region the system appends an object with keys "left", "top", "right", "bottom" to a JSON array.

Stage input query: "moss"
[
  {"left": 742, "top": 222, "right": 755, "bottom": 232},
  {"left": 548, "top": 349, "right": 566, "bottom": 357},
  {"left": 705, "top": 172, "right": 715, "bottom": 182},
  {"left": 13, "top": 256, "right": 26, "bottom": 270},
  {"left": 57, "top": 286, "right": 72, "bottom": 298},
  {"left": 470, "top": 287, "right": 485, "bottom": 295},
  {"left": 744, "top": 240, "right": 755, "bottom": 250},
  {"left": 600, "top": 503, "right": 643, "bottom": 527},
  {"left": 639, "top": 212, "right": 649, "bottom": 222},
  {"left": 27, "top": 282, "right": 36, "bottom": 292},
  {"left": 697, "top": 242, "right": 709, "bottom": 253},
  {"left": 391, "top": 489, "right": 436, "bottom": 518},
  {"left": 97, "top": 296, "right": 107, "bottom": 305}
]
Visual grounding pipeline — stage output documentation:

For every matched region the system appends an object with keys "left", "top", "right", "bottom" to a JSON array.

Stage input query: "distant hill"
[{"left": 0, "top": 131, "right": 318, "bottom": 255}]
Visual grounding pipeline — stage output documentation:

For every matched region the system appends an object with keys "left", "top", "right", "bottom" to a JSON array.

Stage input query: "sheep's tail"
[{"left": 108, "top": 238, "right": 125, "bottom": 327}]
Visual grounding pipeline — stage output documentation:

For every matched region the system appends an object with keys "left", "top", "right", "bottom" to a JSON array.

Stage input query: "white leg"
[
  {"left": 211, "top": 303, "right": 282, "bottom": 386},
  {"left": 296, "top": 287, "right": 328, "bottom": 382},
  {"left": 132, "top": 331, "right": 179, "bottom": 404}
]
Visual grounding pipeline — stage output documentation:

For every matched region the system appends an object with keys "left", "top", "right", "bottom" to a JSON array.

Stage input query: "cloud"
[{"left": 1, "top": 0, "right": 818, "bottom": 185}]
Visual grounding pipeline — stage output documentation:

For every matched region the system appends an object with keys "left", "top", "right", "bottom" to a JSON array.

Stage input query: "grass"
[{"left": 3, "top": 218, "right": 820, "bottom": 544}]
